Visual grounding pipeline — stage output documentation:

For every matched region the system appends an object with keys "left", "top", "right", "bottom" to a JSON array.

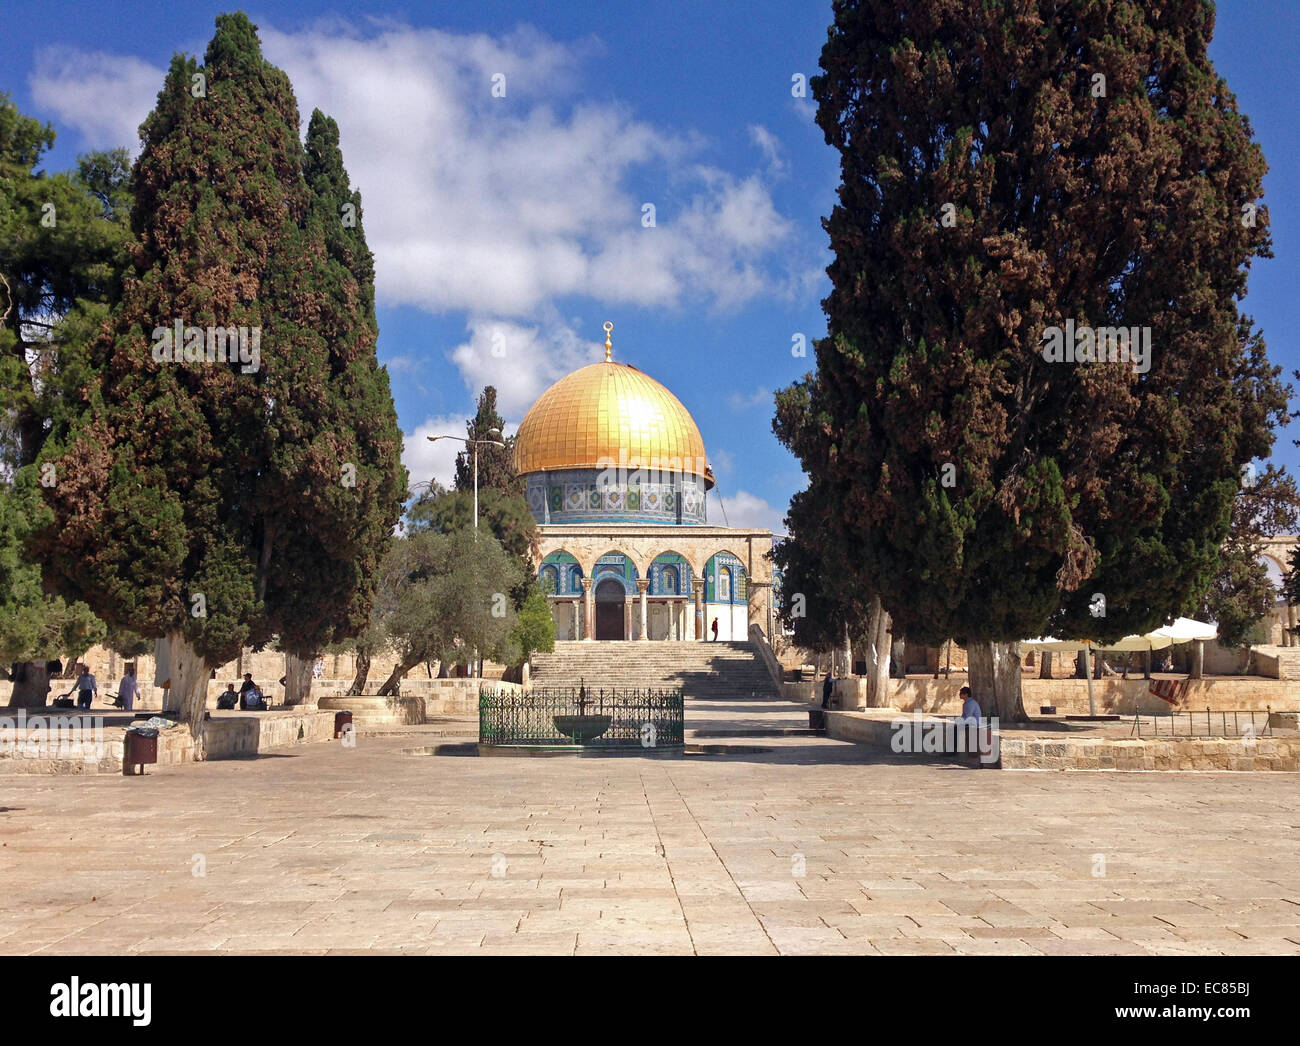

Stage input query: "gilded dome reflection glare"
[{"left": 513, "top": 359, "right": 712, "bottom": 487}]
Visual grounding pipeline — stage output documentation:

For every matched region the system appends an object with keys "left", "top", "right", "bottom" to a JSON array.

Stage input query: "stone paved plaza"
[{"left": 1, "top": 698, "right": 1298, "bottom": 955}]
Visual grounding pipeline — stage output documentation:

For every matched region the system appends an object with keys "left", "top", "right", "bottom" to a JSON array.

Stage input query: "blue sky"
[{"left": 4, "top": 1, "right": 1298, "bottom": 534}]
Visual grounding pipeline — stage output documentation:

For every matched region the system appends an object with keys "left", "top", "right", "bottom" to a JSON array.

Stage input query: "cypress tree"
[
  {"left": 31, "top": 13, "right": 404, "bottom": 743},
  {"left": 454, "top": 386, "right": 520, "bottom": 496},
  {"left": 807, "top": 1, "right": 1286, "bottom": 720}
]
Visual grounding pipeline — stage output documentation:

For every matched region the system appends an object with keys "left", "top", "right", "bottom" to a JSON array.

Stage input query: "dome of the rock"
[{"left": 514, "top": 325, "right": 714, "bottom": 526}]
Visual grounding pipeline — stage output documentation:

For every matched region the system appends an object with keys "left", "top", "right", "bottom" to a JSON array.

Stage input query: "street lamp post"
[
  {"left": 425, "top": 426, "right": 506, "bottom": 681},
  {"left": 425, "top": 426, "right": 506, "bottom": 532}
]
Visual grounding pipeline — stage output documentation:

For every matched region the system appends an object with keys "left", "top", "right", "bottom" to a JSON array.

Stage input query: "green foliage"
[
  {"left": 380, "top": 529, "right": 524, "bottom": 671},
  {"left": 422, "top": 486, "right": 539, "bottom": 569},
  {"left": 103, "top": 623, "right": 153, "bottom": 659},
  {"left": 1199, "top": 465, "right": 1299, "bottom": 648},
  {"left": 802, "top": 0, "right": 1287, "bottom": 650},
  {"left": 28, "top": 13, "right": 405, "bottom": 667},
  {"left": 0, "top": 94, "right": 132, "bottom": 665},
  {"left": 771, "top": 379, "right": 877, "bottom": 653},
  {"left": 404, "top": 480, "right": 448, "bottom": 533},
  {"left": 511, "top": 580, "right": 556, "bottom": 664},
  {"left": 0, "top": 474, "right": 104, "bottom": 666}
]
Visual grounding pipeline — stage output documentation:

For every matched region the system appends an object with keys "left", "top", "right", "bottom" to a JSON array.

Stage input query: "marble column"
[
  {"left": 636, "top": 579, "right": 650, "bottom": 640},
  {"left": 571, "top": 598, "right": 580, "bottom": 641},
  {"left": 581, "top": 578, "right": 594, "bottom": 641},
  {"left": 692, "top": 579, "right": 705, "bottom": 642}
]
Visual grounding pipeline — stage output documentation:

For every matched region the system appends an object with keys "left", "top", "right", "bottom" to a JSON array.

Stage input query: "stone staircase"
[
  {"left": 1251, "top": 646, "right": 1300, "bottom": 680},
  {"left": 530, "top": 641, "right": 782, "bottom": 701}
]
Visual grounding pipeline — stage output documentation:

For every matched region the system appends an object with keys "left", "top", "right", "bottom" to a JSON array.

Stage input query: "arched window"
[
  {"left": 540, "top": 565, "right": 559, "bottom": 594},
  {"left": 718, "top": 567, "right": 732, "bottom": 603},
  {"left": 662, "top": 566, "right": 678, "bottom": 594}
]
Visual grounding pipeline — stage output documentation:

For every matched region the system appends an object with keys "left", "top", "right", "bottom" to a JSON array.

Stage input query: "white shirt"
[
  {"left": 961, "top": 696, "right": 981, "bottom": 722},
  {"left": 119, "top": 675, "right": 140, "bottom": 699},
  {"left": 76, "top": 673, "right": 97, "bottom": 692}
]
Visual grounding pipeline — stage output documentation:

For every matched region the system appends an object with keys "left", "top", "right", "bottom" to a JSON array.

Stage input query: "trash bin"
[
  {"left": 334, "top": 710, "right": 353, "bottom": 738},
  {"left": 122, "top": 727, "right": 159, "bottom": 776}
]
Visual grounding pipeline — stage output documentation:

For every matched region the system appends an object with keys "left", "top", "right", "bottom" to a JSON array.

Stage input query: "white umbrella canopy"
[
  {"left": 1020, "top": 617, "right": 1217, "bottom": 653},
  {"left": 1148, "top": 617, "right": 1218, "bottom": 645}
]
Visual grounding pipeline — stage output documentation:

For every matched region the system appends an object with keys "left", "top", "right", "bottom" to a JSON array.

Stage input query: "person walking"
[
  {"left": 710, "top": 618, "right": 719, "bottom": 642},
  {"left": 64, "top": 665, "right": 97, "bottom": 710},
  {"left": 118, "top": 667, "right": 140, "bottom": 711},
  {"left": 821, "top": 670, "right": 835, "bottom": 710}
]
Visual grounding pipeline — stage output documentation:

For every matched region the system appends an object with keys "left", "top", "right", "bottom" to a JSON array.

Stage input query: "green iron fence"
[{"left": 479, "top": 684, "right": 684, "bottom": 750}]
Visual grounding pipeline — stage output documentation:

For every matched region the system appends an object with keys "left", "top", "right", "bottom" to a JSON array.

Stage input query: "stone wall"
[
  {"left": 822, "top": 708, "right": 1300, "bottom": 771},
  {"left": 785, "top": 675, "right": 1299, "bottom": 716},
  {"left": 0, "top": 708, "right": 337, "bottom": 774},
  {"left": 1, "top": 646, "right": 510, "bottom": 708}
]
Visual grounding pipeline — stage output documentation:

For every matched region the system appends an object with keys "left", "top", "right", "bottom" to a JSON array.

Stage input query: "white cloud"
[
  {"left": 29, "top": 48, "right": 163, "bottom": 152},
  {"left": 712, "top": 489, "right": 785, "bottom": 533},
  {"left": 30, "top": 22, "right": 807, "bottom": 317},
  {"left": 448, "top": 313, "right": 599, "bottom": 419},
  {"left": 748, "top": 124, "right": 785, "bottom": 175},
  {"left": 728, "top": 386, "right": 771, "bottom": 410}
]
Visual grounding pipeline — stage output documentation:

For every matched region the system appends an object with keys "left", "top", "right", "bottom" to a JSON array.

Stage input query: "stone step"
[{"left": 530, "top": 639, "right": 782, "bottom": 701}]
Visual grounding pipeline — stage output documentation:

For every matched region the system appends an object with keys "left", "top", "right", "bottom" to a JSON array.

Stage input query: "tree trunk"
[
  {"left": 1190, "top": 640, "right": 1204, "bottom": 679},
  {"left": 864, "top": 595, "right": 892, "bottom": 707},
  {"left": 377, "top": 657, "right": 418, "bottom": 697},
  {"left": 9, "top": 661, "right": 54, "bottom": 707},
  {"left": 837, "top": 619, "right": 853, "bottom": 678},
  {"left": 347, "top": 650, "right": 371, "bottom": 695},
  {"left": 283, "top": 652, "right": 315, "bottom": 706},
  {"left": 166, "top": 630, "right": 211, "bottom": 753},
  {"left": 1142, "top": 650, "right": 1152, "bottom": 679},
  {"left": 1075, "top": 649, "right": 1089, "bottom": 679},
  {"left": 436, "top": 660, "right": 449, "bottom": 679},
  {"left": 1038, "top": 650, "right": 1054, "bottom": 680},
  {"left": 967, "top": 640, "right": 1028, "bottom": 723}
]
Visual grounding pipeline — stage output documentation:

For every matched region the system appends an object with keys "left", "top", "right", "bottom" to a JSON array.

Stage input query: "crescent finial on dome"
[{"left": 603, "top": 321, "right": 613, "bottom": 363}]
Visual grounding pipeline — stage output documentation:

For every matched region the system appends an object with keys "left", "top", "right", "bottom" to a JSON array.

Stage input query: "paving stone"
[{"left": 0, "top": 701, "right": 1296, "bottom": 955}]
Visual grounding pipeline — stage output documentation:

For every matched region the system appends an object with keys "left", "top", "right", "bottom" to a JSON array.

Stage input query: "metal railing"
[
  {"left": 1130, "top": 707, "right": 1273, "bottom": 739},
  {"left": 479, "top": 684, "right": 684, "bottom": 749}
]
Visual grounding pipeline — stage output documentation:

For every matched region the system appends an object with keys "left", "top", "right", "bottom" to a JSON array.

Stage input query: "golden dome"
[{"left": 514, "top": 332, "right": 712, "bottom": 487}]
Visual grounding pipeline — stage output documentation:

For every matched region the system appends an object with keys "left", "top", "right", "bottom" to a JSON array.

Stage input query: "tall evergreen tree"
[
  {"left": 807, "top": 0, "right": 1285, "bottom": 720},
  {"left": 30, "top": 13, "right": 404, "bottom": 743},
  {"left": 270, "top": 108, "right": 407, "bottom": 704},
  {"left": 0, "top": 96, "right": 132, "bottom": 703},
  {"left": 454, "top": 386, "right": 520, "bottom": 496}
]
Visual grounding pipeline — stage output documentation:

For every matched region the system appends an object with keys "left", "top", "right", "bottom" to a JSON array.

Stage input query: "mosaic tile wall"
[{"left": 524, "top": 468, "right": 708, "bottom": 525}]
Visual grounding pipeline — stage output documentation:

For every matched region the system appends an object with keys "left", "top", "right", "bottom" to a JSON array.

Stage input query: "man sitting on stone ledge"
[{"left": 238, "top": 675, "right": 268, "bottom": 711}]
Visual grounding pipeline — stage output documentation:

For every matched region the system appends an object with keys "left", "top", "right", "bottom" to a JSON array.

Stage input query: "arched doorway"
[{"left": 594, "top": 578, "right": 626, "bottom": 640}]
